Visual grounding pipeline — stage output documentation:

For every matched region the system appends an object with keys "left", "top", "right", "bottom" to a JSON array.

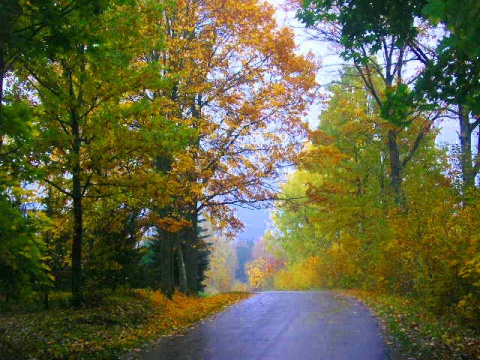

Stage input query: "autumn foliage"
[
  {"left": 0, "top": 0, "right": 316, "bottom": 305},
  {"left": 273, "top": 257, "right": 322, "bottom": 290},
  {"left": 0, "top": 290, "right": 250, "bottom": 359},
  {"left": 268, "top": 68, "right": 480, "bottom": 328},
  {"left": 245, "top": 238, "right": 284, "bottom": 290}
]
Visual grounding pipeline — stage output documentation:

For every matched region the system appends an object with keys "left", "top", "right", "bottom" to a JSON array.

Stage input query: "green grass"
[{"left": 198, "top": 291, "right": 212, "bottom": 298}]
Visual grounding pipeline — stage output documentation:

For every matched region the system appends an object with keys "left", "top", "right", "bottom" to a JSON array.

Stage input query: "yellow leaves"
[
  {"left": 246, "top": 254, "right": 282, "bottom": 290},
  {"left": 137, "top": 289, "right": 251, "bottom": 334},
  {"left": 303, "top": 145, "right": 349, "bottom": 169},
  {"left": 459, "top": 255, "right": 480, "bottom": 283},
  {"left": 137, "top": 289, "right": 169, "bottom": 310},
  {"left": 274, "top": 256, "right": 322, "bottom": 290},
  {"left": 204, "top": 231, "right": 237, "bottom": 293},
  {"left": 246, "top": 257, "right": 269, "bottom": 289},
  {"left": 123, "top": 0, "right": 316, "bottom": 232}
]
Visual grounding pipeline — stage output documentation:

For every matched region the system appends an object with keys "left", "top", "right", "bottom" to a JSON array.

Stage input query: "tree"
[
  {"left": 0, "top": 187, "right": 52, "bottom": 301},
  {"left": 422, "top": 0, "right": 480, "bottom": 56},
  {"left": 297, "top": 0, "right": 439, "bottom": 204},
  {"left": 141, "top": 0, "right": 317, "bottom": 294},
  {"left": 266, "top": 170, "right": 324, "bottom": 263},
  {"left": 418, "top": 0, "right": 480, "bottom": 191},
  {"left": 83, "top": 199, "right": 144, "bottom": 291},
  {"left": 246, "top": 237, "right": 284, "bottom": 290},
  {"left": 24, "top": 1, "right": 183, "bottom": 304},
  {"left": 0, "top": 0, "right": 68, "bottom": 302},
  {"left": 298, "top": 0, "right": 480, "bottom": 192},
  {"left": 269, "top": 67, "right": 456, "bottom": 298},
  {"left": 235, "top": 239, "right": 254, "bottom": 283}
]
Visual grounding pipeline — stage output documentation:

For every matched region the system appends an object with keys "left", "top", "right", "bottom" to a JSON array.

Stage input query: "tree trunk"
[
  {"left": 155, "top": 155, "right": 175, "bottom": 298},
  {"left": 176, "top": 233, "right": 188, "bottom": 293},
  {"left": 459, "top": 105, "right": 475, "bottom": 190},
  {"left": 160, "top": 233, "right": 174, "bottom": 299},
  {"left": 186, "top": 215, "right": 199, "bottom": 294},
  {"left": 43, "top": 187, "right": 54, "bottom": 310},
  {"left": 71, "top": 109, "right": 84, "bottom": 306},
  {"left": 387, "top": 129, "right": 403, "bottom": 205},
  {"left": 186, "top": 245, "right": 199, "bottom": 294},
  {"left": 71, "top": 178, "right": 84, "bottom": 305},
  {"left": 0, "top": 53, "right": 5, "bottom": 150}
]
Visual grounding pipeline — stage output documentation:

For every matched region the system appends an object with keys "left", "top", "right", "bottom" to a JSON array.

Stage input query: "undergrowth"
[
  {"left": 0, "top": 290, "right": 251, "bottom": 359},
  {"left": 338, "top": 290, "right": 480, "bottom": 360}
]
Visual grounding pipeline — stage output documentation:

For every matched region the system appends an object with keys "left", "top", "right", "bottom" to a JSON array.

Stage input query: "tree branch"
[{"left": 44, "top": 178, "right": 72, "bottom": 197}]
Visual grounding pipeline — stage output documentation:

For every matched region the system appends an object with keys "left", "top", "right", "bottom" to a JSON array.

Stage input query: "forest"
[
  {"left": 0, "top": 0, "right": 479, "bottom": 358},
  {"left": 0, "top": 0, "right": 315, "bottom": 305},
  {"left": 264, "top": 0, "right": 480, "bottom": 320},
  {"left": 250, "top": 0, "right": 480, "bottom": 357}
]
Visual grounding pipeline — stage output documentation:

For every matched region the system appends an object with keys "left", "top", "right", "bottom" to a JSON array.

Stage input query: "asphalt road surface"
[{"left": 141, "top": 291, "right": 386, "bottom": 360}]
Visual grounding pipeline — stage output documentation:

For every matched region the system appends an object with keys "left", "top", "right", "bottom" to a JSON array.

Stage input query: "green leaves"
[
  {"left": 422, "top": 0, "right": 445, "bottom": 24},
  {"left": 380, "top": 84, "right": 415, "bottom": 127},
  {"left": 0, "top": 188, "right": 52, "bottom": 299},
  {"left": 299, "top": 0, "right": 423, "bottom": 52},
  {"left": 422, "top": 0, "right": 480, "bottom": 56}
]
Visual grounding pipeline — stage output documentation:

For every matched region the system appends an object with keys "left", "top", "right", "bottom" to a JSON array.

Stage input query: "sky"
[
  {"left": 237, "top": 0, "right": 327, "bottom": 242},
  {"left": 235, "top": 0, "right": 460, "bottom": 243}
]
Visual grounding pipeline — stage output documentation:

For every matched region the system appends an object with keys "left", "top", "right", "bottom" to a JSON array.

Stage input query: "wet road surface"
[{"left": 141, "top": 291, "right": 385, "bottom": 360}]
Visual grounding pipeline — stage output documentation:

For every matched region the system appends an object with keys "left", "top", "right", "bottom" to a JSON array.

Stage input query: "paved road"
[{"left": 141, "top": 291, "right": 386, "bottom": 360}]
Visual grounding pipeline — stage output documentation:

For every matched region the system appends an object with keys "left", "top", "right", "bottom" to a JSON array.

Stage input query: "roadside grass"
[
  {"left": 197, "top": 291, "right": 213, "bottom": 298},
  {"left": 0, "top": 290, "right": 251, "bottom": 359},
  {"left": 338, "top": 290, "right": 480, "bottom": 360}
]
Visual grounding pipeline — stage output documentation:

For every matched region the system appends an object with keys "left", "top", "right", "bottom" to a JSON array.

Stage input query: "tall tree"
[
  {"left": 298, "top": 0, "right": 480, "bottom": 192},
  {"left": 270, "top": 67, "right": 456, "bottom": 299},
  {"left": 24, "top": 1, "right": 182, "bottom": 304},
  {"left": 418, "top": 0, "right": 480, "bottom": 191},
  {"left": 141, "top": 0, "right": 317, "bottom": 294},
  {"left": 297, "top": 0, "right": 438, "bottom": 204}
]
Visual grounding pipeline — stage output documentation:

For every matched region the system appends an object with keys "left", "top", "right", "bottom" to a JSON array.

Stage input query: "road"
[{"left": 141, "top": 291, "right": 386, "bottom": 360}]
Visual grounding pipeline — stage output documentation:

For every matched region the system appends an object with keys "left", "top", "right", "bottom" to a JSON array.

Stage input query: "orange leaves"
[
  {"left": 301, "top": 145, "right": 349, "bottom": 169},
  {"left": 137, "top": 289, "right": 251, "bottom": 333},
  {"left": 138, "top": 0, "right": 317, "bottom": 236},
  {"left": 1, "top": 290, "right": 251, "bottom": 359},
  {"left": 309, "top": 129, "right": 335, "bottom": 146}
]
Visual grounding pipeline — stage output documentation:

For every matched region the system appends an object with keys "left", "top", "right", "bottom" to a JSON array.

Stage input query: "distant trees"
[
  {"left": 235, "top": 239, "right": 254, "bottom": 283},
  {"left": 246, "top": 237, "right": 284, "bottom": 290},
  {"left": 204, "top": 231, "right": 238, "bottom": 294}
]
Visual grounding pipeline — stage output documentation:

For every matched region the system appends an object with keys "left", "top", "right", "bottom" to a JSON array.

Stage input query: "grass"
[
  {"left": 337, "top": 290, "right": 480, "bottom": 360},
  {"left": 0, "top": 289, "right": 251, "bottom": 359}
]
